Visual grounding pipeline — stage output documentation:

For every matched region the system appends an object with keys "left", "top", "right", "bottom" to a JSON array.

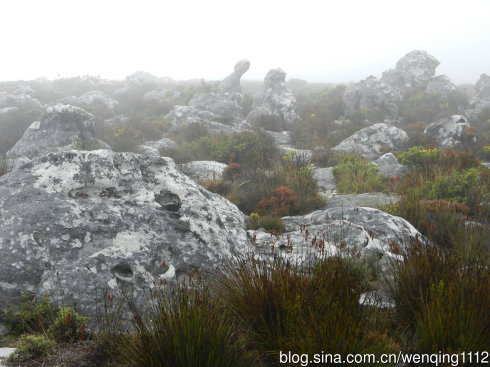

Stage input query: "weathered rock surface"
[
  {"left": 470, "top": 74, "right": 490, "bottom": 117},
  {"left": 247, "top": 68, "right": 300, "bottom": 126},
  {"left": 325, "top": 193, "right": 400, "bottom": 209},
  {"left": 250, "top": 206, "right": 423, "bottom": 263},
  {"left": 391, "top": 50, "right": 439, "bottom": 87},
  {"left": 59, "top": 91, "right": 119, "bottom": 117},
  {"left": 218, "top": 59, "right": 250, "bottom": 93},
  {"left": 332, "top": 123, "right": 409, "bottom": 159},
  {"left": 138, "top": 138, "right": 178, "bottom": 156},
  {"left": 343, "top": 76, "right": 400, "bottom": 118},
  {"left": 313, "top": 167, "right": 336, "bottom": 197},
  {"left": 6, "top": 105, "right": 110, "bottom": 164},
  {"left": 424, "top": 115, "right": 476, "bottom": 148},
  {"left": 179, "top": 161, "right": 228, "bottom": 181},
  {"left": 426, "top": 75, "right": 456, "bottom": 96},
  {"left": 345, "top": 50, "right": 442, "bottom": 119},
  {"left": 373, "top": 153, "right": 407, "bottom": 178},
  {"left": 0, "top": 150, "right": 251, "bottom": 313}
]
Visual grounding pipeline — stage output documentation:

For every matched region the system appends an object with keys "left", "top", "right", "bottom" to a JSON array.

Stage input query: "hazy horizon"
[{"left": 1, "top": 0, "right": 489, "bottom": 85}]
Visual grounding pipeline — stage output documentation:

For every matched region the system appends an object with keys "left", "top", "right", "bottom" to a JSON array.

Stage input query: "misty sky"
[{"left": 1, "top": 0, "right": 489, "bottom": 84}]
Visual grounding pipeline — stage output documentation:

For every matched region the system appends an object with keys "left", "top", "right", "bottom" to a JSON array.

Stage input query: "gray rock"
[
  {"left": 0, "top": 150, "right": 251, "bottom": 314},
  {"left": 470, "top": 73, "right": 490, "bottom": 117},
  {"left": 247, "top": 68, "right": 300, "bottom": 126},
  {"left": 313, "top": 167, "right": 336, "bottom": 197},
  {"left": 6, "top": 105, "right": 110, "bottom": 165},
  {"left": 58, "top": 91, "right": 119, "bottom": 117},
  {"left": 218, "top": 59, "right": 250, "bottom": 93},
  {"left": 373, "top": 153, "right": 407, "bottom": 178},
  {"left": 189, "top": 92, "right": 244, "bottom": 124},
  {"left": 179, "top": 160, "right": 228, "bottom": 181},
  {"left": 250, "top": 206, "right": 423, "bottom": 264},
  {"left": 344, "top": 76, "right": 400, "bottom": 118},
  {"left": 325, "top": 193, "right": 400, "bottom": 209},
  {"left": 332, "top": 123, "right": 409, "bottom": 159},
  {"left": 426, "top": 75, "right": 456, "bottom": 95},
  {"left": 394, "top": 50, "right": 439, "bottom": 87},
  {"left": 138, "top": 138, "right": 178, "bottom": 157},
  {"left": 424, "top": 115, "right": 476, "bottom": 148}
]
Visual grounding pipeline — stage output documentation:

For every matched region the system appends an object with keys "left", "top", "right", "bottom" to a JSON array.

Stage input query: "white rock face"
[
  {"left": 0, "top": 150, "right": 251, "bottom": 313},
  {"left": 332, "top": 123, "right": 409, "bottom": 159},
  {"left": 424, "top": 115, "right": 476, "bottom": 148},
  {"left": 179, "top": 161, "right": 228, "bottom": 181},
  {"left": 470, "top": 73, "right": 490, "bottom": 117},
  {"left": 250, "top": 206, "right": 424, "bottom": 264},
  {"left": 313, "top": 167, "right": 336, "bottom": 197}
]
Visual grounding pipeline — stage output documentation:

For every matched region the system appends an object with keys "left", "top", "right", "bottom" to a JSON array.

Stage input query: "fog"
[{"left": 1, "top": 0, "right": 489, "bottom": 84}]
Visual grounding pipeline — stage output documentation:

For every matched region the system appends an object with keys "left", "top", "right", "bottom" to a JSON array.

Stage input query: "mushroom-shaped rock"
[
  {"left": 218, "top": 59, "right": 250, "bottom": 93},
  {"left": 0, "top": 150, "right": 251, "bottom": 313}
]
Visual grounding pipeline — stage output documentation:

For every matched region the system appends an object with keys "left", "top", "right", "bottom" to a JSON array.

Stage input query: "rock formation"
[
  {"left": 247, "top": 68, "right": 300, "bottom": 127},
  {"left": 373, "top": 153, "right": 407, "bottom": 178},
  {"left": 344, "top": 50, "right": 450, "bottom": 120},
  {"left": 343, "top": 76, "right": 400, "bottom": 118},
  {"left": 138, "top": 138, "right": 178, "bottom": 157},
  {"left": 6, "top": 105, "right": 110, "bottom": 166},
  {"left": 250, "top": 206, "right": 424, "bottom": 265},
  {"left": 165, "top": 60, "right": 251, "bottom": 133},
  {"left": 0, "top": 150, "right": 251, "bottom": 313},
  {"left": 179, "top": 161, "right": 228, "bottom": 181},
  {"left": 332, "top": 123, "right": 409, "bottom": 159},
  {"left": 59, "top": 91, "right": 119, "bottom": 117},
  {"left": 424, "top": 115, "right": 476, "bottom": 148},
  {"left": 470, "top": 74, "right": 490, "bottom": 117},
  {"left": 218, "top": 59, "right": 250, "bottom": 93}
]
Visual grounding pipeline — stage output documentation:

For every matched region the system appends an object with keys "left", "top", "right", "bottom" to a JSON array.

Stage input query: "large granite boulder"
[
  {"left": 247, "top": 68, "right": 300, "bottom": 127},
  {"left": 0, "top": 150, "right": 251, "bottom": 313},
  {"left": 218, "top": 59, "right": 250, "bottom": 93},
  {"left": 250, "top": 206, "right": 424, "bottom": 264},
  {"left": 470, "top": 74, "right": 490, "bottom": 117},
  {"left": 6, "top": 105, "right": 110, "bottom": 165},
  {"left": 424, "top": 115, "right": 476, "bottom": 148},
  {"left": 343, "top": 76, "right": 400, "bottom": 118},
  {"left": 392, "top": 50, "right": 439, "bottom": 87},
  {"left": 332, "top": 123, "right": 409, "bottom": 159}
]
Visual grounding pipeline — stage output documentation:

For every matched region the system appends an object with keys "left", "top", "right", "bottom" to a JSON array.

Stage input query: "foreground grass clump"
[
  {"left": 9, "top": 334, "right": 56, "bottom": 359},
  {"left": 116, "top": 285, "right": 258, "bottom": 367},
  {"left": 332, "top": 154, "right": 387, "bottom": 194},
  {"left": 214, "top": 256, "right": 396, "bottom": 366},
  {"left": 387, "top": 245, "right": 490, "bottom": 356}
]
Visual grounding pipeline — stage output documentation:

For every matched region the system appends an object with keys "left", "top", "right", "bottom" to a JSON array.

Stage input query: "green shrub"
[
  {"left": 11, "top": 334, "right": 56, "bottom": 358},
  {"left": 0, "top": 293, "right": 55, "bottom": 335},
  {"left": 333, "top": 154, "right": 387, "bottom": 194},
  {"left": 116, "top": 285, "right": 258, "bottom": 367},
  {"left": 47, "top": 306, "right": 89, "bottom": 343}
]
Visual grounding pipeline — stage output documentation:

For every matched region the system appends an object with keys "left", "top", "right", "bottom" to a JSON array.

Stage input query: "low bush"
[
  {"left": 48, "top": 306, "right": 89, "bottom": 343},
  {"left": 10, "top": 334, "right": 56, "bottom": 359},
  {"left": 333, "top": 154, "right": 387, "bottom": 194}
]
